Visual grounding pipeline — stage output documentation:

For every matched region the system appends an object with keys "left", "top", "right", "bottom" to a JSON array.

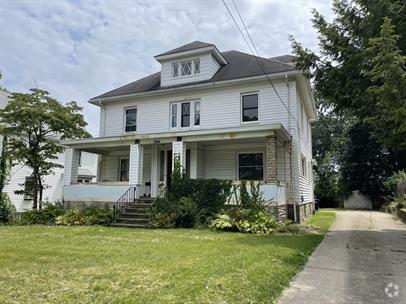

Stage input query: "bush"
[
  {"left": 21, "top": 202, "right": 64, "bottom": 225},
  {"left": 56, "top": 207, "right": 113, "bottom": 226},
  {"left": 210, "top": 208, "right": 278, "bottom": 234},
  {"left": 229, "top": 181, "right": 266, "bottom": 210},
  {"left": 0, "top": 193, "right": 16, "bottom": 224}
]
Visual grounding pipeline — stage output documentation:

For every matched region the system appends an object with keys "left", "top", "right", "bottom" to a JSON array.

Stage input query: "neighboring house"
[
  {"left": 62, "top": 41, "right": 316, "bottom": 222},
  {"left": 0, "top": 91, "right": 98, "bottom": 212}
]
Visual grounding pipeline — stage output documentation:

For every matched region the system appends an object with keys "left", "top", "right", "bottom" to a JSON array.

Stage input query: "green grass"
[{"left": 0, "top": 211, "right": 335, "bottom": 304}]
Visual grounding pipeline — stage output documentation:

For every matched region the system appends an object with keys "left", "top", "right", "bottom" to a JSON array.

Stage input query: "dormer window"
[{"left": 171, "top": 59, "right": 200, "bottom": 78}]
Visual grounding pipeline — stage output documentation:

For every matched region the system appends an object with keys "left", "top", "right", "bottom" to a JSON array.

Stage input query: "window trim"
[
  {"left": 23, "top": 176, "right": 34, "bottom": 201},
  {"left": 240, "top": 92, "right": 260, "bottom": 124},
  {"left": 236, "top": 151, "right": 265, "bottom": 181},
  {"left": 171, "top": 58, "right": 201, "bottom": 79},
  {"left": 301, "top": 155, "right": 306, "bottom": 178},
  {"left": 119, "top": 158, "right": 130, "bottom": 182},
  {"left": 170, "top": 99, "right": 201, "bottom": 130},
  {"left": 123, "top": 107, "right": 137, "bottom": 133}
]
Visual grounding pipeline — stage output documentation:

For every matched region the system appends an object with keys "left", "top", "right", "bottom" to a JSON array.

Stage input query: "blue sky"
[{"left": 0, "top": 0, "right": 332, "bottom": 136}]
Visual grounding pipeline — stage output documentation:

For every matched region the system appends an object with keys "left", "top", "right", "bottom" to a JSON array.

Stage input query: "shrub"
[
  {"left": 0, "top": 193, "right": 16, "bottom": 224},
  {"left": 229, "top": 181, "right": 266, "bottom": 210},
  {"left": 56, "top": 207, "right": 113, "bottom": 226},
  {"left": 21, "top": 202, "right": 64, "bottom": 225},
  {"left": 210, "top": 208, "right": 277, "bottom": 234},
  {"left": 149, "top": 212, "right": 177, "bottom": 228}
]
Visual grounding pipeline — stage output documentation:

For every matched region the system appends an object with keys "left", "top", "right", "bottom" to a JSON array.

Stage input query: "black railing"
[{"left": 113, "top": 186, "right": 136, "bottom": 221}]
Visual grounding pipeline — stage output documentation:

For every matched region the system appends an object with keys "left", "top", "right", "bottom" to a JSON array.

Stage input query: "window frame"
[
  {"left": 123, "top": 107, "right": 137, "bottom": 133},
  {"left": 171, "top": 58, "right": 201, "bottom": 79},
  {"left": 119, "top": 158, "right": 130, "bottom": 182},
  {"left": 301, "top": 155, "right": 306, "bottom": 178},
  {"left": 170, "top": 99, "right": 201, "bottom": 130},
  {"left": 237, "top": 151, "right": 265, "bottom": 181},
  {"left": 241, "top": 92, "right": 259, "bottom": 124},
  {"left": 23, "top": 176, "right": 34, "bottom": 201}
]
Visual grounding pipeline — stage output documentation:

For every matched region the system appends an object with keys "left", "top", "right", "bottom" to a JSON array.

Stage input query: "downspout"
[{"left": 285, "top": 74, "right": 297, "bottom": 223}]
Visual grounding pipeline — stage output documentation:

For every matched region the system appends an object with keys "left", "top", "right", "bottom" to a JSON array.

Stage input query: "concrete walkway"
[{"left": 278, "top": 211, "right": 406, "bottom": 304}]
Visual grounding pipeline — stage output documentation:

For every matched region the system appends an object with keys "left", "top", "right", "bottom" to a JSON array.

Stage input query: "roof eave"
[
  {"left": 154, "top": 45, "right": 227, "bottom": 65},
  {"left": 88, "top": 70, "right": 301, "bottom": 105}
]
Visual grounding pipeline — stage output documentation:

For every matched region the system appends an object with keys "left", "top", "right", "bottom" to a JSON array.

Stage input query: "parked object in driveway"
[{"left": 343, "top": 190, "right": 372, "bottom": 210}]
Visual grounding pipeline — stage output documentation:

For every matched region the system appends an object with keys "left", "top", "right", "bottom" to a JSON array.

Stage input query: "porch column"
[
  {"left": 150, "top": 144, "right": 159, "bottom": 197},
  {"left": 265, "top": 135, "right": 278, "bottom": 183},
  {"left": 63, "top": 148, "right": 80, "bottom": 185},
  {"left": 172, "top": 140, "right": 186, "bottom": 176},
  {"left": 129, "top": 143, "right": 143, "bottom": 198}
]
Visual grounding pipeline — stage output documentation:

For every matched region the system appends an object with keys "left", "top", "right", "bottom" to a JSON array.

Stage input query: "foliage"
[
  {"left": 0, "top": 89, "right": 90, "bottom": 209},
  {"left": 0, "top": 193, "right": 16, "bottom": 224},
  {"left": 210, "top": 208, "right": 278, "bottom": 234},
  {"left": 291, "top": 1, "right": 406, "bottom": 204},
  {"left": 384, "top": 170, "right": 406, "bottom": 192},
  {"left": 0, "top": 136, "right": 9, "bottom": 194},
  {"left": 150, "top": 178, "right": 232, "bottom": 228},
  {"left": 392, "top": 194, "right": 406, "bottom": 210},
  {"left": 21, "top": 202, "right": 64, "bottom": 225},
  {"left": 56, "top": 208, "right": 113, "bottom": 226}
]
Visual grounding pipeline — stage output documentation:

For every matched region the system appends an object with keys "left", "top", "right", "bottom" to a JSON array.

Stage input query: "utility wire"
[{"left": 222, "top": 0, "right": 299, "bottom": 126}]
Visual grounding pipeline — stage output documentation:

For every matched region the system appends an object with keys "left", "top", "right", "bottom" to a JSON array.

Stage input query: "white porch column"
[
  {"left": 150, "top": 144, "right": 159, "bottom": 197},
  {"left": 172, "top": 140, "right": 186, "bottom": 176},
  {"left": 63, "top": 148, "right": 80, "bottom": 185},
  {"left": 129, "top": 143, "right": 143, "bottom": 198}
]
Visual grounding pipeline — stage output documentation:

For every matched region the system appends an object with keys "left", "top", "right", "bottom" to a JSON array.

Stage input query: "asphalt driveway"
[{"left": 278, "top": 210, "right": 406, "bottom": 304}]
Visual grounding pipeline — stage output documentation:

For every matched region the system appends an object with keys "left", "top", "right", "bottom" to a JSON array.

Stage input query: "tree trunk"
[
  {"left": 39, "top": 177, "right": 43, "bottom": 210},
  {"left": 32, "top": 168, "right": 39, "bottom": 210}
]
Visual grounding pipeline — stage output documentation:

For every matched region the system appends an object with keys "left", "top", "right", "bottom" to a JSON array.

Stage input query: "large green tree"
[
  {"left": 0, "top": 89, "right": 90, "bottom": 209},
  {"left": 291, "top": 0, "right": 406, "bottom": 202}
]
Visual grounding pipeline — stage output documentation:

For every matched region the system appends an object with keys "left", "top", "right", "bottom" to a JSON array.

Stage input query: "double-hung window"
[
  {"left": 125, "top": 108, "right": 137, "bottom": 132},
  {"left": 171, "top": 100, "right": 200, "bottom": 129},
  {"left": 241, "top": 93, "right": 258, "bottom": 122},
  {"left": 238, "top": 153, "right": 264, "bottom": 180},
  {"left": 23, "top": 176, "right": 34, "bottom": 200}
]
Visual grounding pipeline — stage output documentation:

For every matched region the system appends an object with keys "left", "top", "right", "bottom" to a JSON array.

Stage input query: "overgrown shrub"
[
  {"left": 0, "top": 193, "right": 16, "bottom": 224},
  {"left": 56, "top": 207, "right": 113, "bottom": 226},
  {"left": 229, "top": 181, "right": 266, "bottom": 210},
  {"left": 210, "top": 208, "right": 278, "bottom": 234},
  {"left": 21, "top": 202, "right": 64, "bottom": 225}
]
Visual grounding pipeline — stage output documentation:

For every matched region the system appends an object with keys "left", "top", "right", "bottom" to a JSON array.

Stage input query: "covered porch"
[{"left": 63, "top": 124, "right": 293, "bottom": 210}]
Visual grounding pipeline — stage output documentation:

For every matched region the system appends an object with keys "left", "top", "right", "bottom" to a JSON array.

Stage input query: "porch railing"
[{"left": 113, "top": 186, "right": 136, "bottom": 220}]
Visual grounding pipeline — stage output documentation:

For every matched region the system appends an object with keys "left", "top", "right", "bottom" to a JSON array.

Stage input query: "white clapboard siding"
[
  {"left": 102, "top": 79, "right": 293, "bottom": 137},
  {"left": 160, "top": 53, "right": 220, "bottom": 87}
]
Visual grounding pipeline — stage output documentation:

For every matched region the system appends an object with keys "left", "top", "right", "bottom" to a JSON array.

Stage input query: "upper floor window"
[
  {"left": 241, "top": 93, "right": 258, "bottom": 122},
  {"left": 125, "top": 108, "right": 137, "bottom": 132},
  {"left": 172, "top": 58, "right": 200, "bottom": 78},
  {"left": 170, "top": 100, "right": 200, "bottom": 129}
]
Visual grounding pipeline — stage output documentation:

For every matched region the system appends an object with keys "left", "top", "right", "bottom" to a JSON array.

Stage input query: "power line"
[{"left": 222, "top": 0, "right": 299, "bottom": 126}]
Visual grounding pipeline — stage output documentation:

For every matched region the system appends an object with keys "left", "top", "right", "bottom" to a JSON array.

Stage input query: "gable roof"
[
  {"left": 90, "top": 50, "right": 297, "bottom": 102},
  {"left": 270, "top": 54, "right": 297, "bottom": 65},
  {"left": 156, "top": 40, "right": 215, "bottom": 57}
]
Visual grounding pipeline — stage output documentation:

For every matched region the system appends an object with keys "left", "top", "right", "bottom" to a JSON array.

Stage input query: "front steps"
[{"left": 110, "top": 198, "right": 153, "bottom": 228}]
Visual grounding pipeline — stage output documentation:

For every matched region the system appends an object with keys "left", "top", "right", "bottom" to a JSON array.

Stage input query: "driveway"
[{"left": 278, "top": 210, "right": 406, "bottom": 304}]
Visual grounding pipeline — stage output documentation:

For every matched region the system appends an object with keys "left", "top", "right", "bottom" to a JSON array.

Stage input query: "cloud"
[{"left": 0, "top": 0, "right": 333, "bottom": 136}]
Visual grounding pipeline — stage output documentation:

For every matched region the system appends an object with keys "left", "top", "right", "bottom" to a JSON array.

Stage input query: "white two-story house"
[{"left": 62, "top": 41, "right": 316, "bottom": 222}]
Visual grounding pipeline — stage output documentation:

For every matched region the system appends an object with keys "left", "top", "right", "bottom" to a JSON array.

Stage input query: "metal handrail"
[{"left": 113, "top": 186, "right": 136, "bottom": 221}]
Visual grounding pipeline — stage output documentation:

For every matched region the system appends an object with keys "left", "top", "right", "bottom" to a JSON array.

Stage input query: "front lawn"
[{"left": 0, "top": 211, "right": 335, "bottom": 304}]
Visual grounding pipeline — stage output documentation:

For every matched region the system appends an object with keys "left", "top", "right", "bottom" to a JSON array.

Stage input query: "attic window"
[{"left": 172, "top": 59, "right": 200, "bottom": 78}]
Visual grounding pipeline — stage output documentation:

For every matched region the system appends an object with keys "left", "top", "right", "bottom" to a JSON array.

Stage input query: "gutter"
[{"left": 89, "top": 70, "right": 301, "bottom": 105}]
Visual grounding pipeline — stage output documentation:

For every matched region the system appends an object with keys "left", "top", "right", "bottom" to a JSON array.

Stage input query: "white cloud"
[{"left": 0, "top": 0, "right": 333, "bottom": 136}]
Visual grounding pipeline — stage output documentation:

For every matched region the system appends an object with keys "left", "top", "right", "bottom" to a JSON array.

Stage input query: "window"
[
  {"left": 172, "top": 62, "right": 179, "bottom": 77},
  {"left": 180, "top": 61, "right": 192, "bottom": 76},
  {"left": 159, "top": 150, "right": 165, "bottom": 181},
  {"left": 78, "top": 151, "right": 82, "bottom": 167},
  {"left": 172, "top": 59, "right": 200, "bottom": 78},
  {"left": 301, "top": 156, "right": 306, "bottom": 177},
  {"left": 242, "top": 94, "right": 258, "bottom": 122},
  {"left": 171, "top": 104, "right": 177, "bottom": 128},
  {"left": 181, "top": 102, "right": 190, "bottom": 127},
  {"left": 23, "top": 177, "right": 34, "bottom": 200},
  {"left": 194, "top": 101, "right": 200, "bottom": 126},
  {"left": 120, "top": 159, "right": 129, "bottom": 182},
  {"left": 193, "top": 59, "right": 200, "bottom": 74},
  {"left": 238, "top": 153, "right": 263, "bottom": 180},
  {"left": 125, "top": 108, "right": 137, "bottom": 132}
]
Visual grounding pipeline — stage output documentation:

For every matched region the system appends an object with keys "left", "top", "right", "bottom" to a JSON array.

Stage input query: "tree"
[
  {"left": 365, "top": 17, "right": 406, "bottom": 150},
  {"left": 290, "top": 0, "right": 406, "bottom": 203},
  {"left": 0, "top": 89, "right": 90, "bottom": 209}
]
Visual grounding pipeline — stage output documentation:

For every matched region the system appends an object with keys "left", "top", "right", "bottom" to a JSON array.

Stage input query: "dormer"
[{"left": 155, "top": 41, "right": 227, "bottom": 87}]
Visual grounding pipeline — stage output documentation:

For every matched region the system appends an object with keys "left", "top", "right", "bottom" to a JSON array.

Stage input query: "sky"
[{"left": 0, "top": 0, "right": 333, "bottom": 136}]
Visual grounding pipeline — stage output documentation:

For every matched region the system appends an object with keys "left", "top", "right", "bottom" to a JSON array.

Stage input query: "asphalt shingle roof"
[
  {"left": 91, "top": 49, "right": 297, "bottom": 101},
  {"left": 155, "top": 41, "right": 215, "bottom": 57}
]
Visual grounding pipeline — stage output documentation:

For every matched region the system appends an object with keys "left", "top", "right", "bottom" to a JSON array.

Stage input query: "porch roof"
[{"left": 62, "top": 123, "right": 291, "bottom": 153}]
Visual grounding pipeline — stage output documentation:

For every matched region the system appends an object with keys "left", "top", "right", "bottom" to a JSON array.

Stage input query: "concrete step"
[
  {"left": 127, "top": 203, "right": 152, "bottom": 208},
  {"left": 110, "top": 222, "right": 148, "bottom": 228},
  {"left": 121, "top": 212, "right": 150, "bottom": 219},
  {"left": 116, "top": 217, "right": 150, "bottom": 223}
]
